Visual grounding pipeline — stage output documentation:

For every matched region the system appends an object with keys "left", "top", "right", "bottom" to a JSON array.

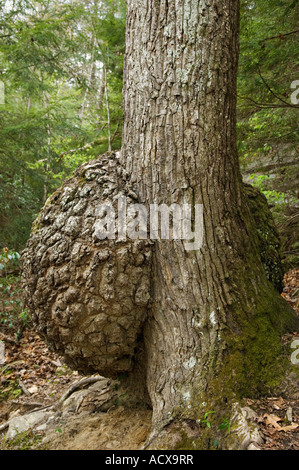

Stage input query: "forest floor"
[{"left": 0, "top": 269, "right": 298, "bottom": 450}]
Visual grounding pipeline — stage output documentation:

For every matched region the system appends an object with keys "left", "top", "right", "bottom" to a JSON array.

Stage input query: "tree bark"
[{"left": 121, "top": 0, "right": 298, "bottom": 430}]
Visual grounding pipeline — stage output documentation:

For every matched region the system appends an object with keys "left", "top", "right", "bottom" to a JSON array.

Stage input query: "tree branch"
[
  {"left": 0, "top": 33, "right": 15, "bottom": 39},
  {"left": 261, "top": 29, "right": 299, "bottom": 43},
  {"left": 237, "top": 95, "right": 298, "bottom": 109},
  {"left": 58, "top": 137, "right": 108, "bottom": 160}
]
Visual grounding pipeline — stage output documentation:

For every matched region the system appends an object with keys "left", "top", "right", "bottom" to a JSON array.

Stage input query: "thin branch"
[
  {"left": 3, "top": 52, "right": 62, "bottom": 75},
  {"left": 237, "top": 95, "right": 298, "bottom": 109},
  {"left": 261, "top": 29, "right": 299, "bottom": 43},
  {"left": 0, "top": 33, "right": 15, "bottom": 39},
  {"left": 104, "top": 65, "right": 112, "bottom": 152},
  {"left": 111, "top": 123, "right": 120, "bottom": 145}
]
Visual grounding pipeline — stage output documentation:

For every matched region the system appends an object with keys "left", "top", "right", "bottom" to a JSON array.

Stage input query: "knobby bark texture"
[
  {"left": 22, "top": 154, "right": 152, "bottom": 377},
  {"left": 22, "top": 0, "right": 299, "bottom": 449}
]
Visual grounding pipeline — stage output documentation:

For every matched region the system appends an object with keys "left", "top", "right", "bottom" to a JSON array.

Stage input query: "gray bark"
[{"left": 122, "top": 0, "right": 243, "bottom": 420}]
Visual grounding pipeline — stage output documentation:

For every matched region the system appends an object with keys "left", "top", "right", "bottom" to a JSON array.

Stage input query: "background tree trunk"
[{"left": 122, "top": 0, "right": 298, "bottom": 429}]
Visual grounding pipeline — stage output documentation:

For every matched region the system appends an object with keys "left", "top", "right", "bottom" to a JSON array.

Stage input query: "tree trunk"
[{"left": 121, "top": 0, "right": 297, "bottom": 430}]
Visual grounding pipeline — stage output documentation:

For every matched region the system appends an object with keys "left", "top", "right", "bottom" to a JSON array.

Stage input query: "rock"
[
  {"left": 6, "top": 410, "right": 53, "bottom": 439},
  {"left": 55, "top": 365, "right": 72, "bottom": 376},
  {"left": 247, "top": 442, "right": 262, "bottom": 450},
  {"left": 21, "top": 152, "right": 152, "bottom": 377}
]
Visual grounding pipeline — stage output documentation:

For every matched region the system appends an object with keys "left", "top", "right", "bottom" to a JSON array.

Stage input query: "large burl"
[{"left": 21, "top": 152, "right": 152, "bottom": 377}]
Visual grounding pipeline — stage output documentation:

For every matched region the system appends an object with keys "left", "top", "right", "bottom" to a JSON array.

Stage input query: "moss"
[
  {"left": 0, "top": 377, "right": 22, "bottom": 402},
  {"left": 205, "top": 287, "right": 298, "bottom": 408},
  {"left": 31, "top": 213, "right": 42, "bottom": 234},
  {"left": 177, "top": 277, "right": 299, "bottom": 437},
  {"left": 76, "top": 176, "right": 88, "bottom": 187},
  {"left": 173, "top": 429, "right": 212, "bottom": 451},
  {"left": 0, "top": 431, "right": 46, "bottom": 450},
  {"left": 148, "top": 420, "right": 215, "bottom": 451},
  {"left": 245, "top": 183, "right": 284, "bottom": 292}
]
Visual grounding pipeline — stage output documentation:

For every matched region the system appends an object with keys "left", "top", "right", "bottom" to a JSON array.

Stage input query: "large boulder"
[{"left": 21, "top": 152, "right": 152, "bottom": 377}]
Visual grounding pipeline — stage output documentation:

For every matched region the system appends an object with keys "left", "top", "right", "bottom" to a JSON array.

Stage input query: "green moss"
[
  {"left": 0, "top": 377, "right": 22, "bottom": 402},
  {"left": 31, "top": 213, "right": 42, "bottom": 234},
  {"left": 0, "top": 431, "right": 46, "bottom": 450},
  {"left": 173, "top": 429, "right": 211, "bottom": 451},
  {"left": 76, "top": 176, "right": 88, "bottom": 187},
  {"left": 245, "top": 183, "right": 284, "bottom": 292},
  {"left": 206, "top": 288, "right": 298, "bottom": 406}
]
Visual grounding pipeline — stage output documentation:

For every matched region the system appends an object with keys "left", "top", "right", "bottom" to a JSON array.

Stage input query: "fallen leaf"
[
  {"left": 273, "top": 397, "right": 284, "bottom": 410},
  {"left": 264, "top": 414, "right": 282, "bottom": 429},
  {"left": 277, "top": 423, "right": 299, "bottom": 433}
]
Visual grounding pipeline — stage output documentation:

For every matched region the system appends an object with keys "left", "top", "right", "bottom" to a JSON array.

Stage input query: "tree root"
[{"left": 0, "top": 375, "right": 108, "bottom": 435}]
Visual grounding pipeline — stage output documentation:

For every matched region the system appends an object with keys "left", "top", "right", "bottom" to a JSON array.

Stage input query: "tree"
[
  {"left": 121, "top": 0, "right": 298, "bottom": 428},
  {"left": 22, "top": 0, "right": 299, "bottom": 449}
]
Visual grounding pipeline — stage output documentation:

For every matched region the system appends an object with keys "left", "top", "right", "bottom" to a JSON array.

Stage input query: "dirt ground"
[{"left": 0, "top": 269, "right": 298, "bottom": 450}]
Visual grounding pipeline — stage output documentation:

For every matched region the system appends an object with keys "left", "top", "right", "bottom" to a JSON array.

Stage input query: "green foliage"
[
  {"left": 0, "top": 248, "right": 30, "bottom": 338},
  {"left": 0, "top": 247, "right": 21, "bottom": 272},
  {"left": 0, "top": 430, "right": 44, "bottom": 450},
  {"left": 0, "top": 0, "right": 126, "bottom": 250},
  {"left": 238, "top": 1, "right": 298, "bottom": 271},
  {"left": 0, "top": 376, "right": 22, "bottom": 402},
  {"left": 201, "top": 411, "right": 215, "bottom": 429},
  {"left": 238, "top": 0, "right": 298, "bottom": 157},
  {"left": 218, "top": 419, "right": 231, "bottom": 435},
  {"left": 248, "top": 173, "right": 299, "bottom": 269},
  {"left": 199, "top": 412, "right": 231, "bottom": 435},
  {"left": 249, "top": 174, "right": 297, "bottom": 206}
]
